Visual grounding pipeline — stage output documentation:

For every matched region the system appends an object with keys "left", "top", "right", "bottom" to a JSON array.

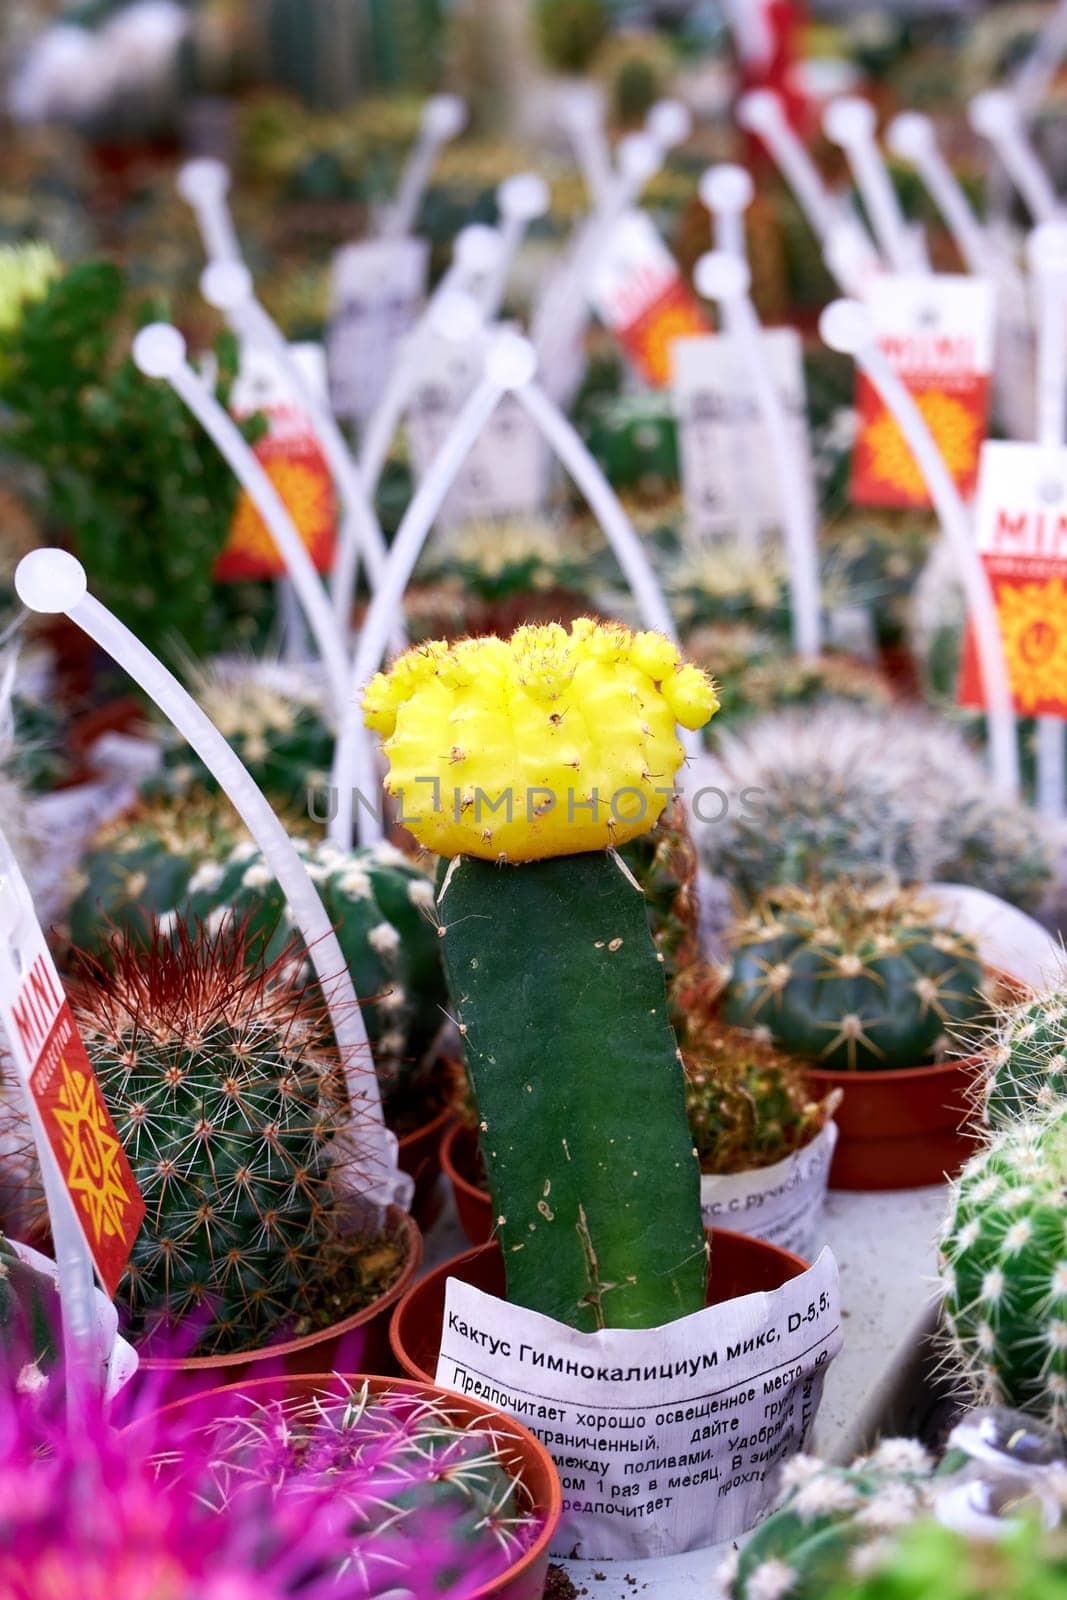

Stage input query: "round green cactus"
[
  {"left": 723, "top": 884, "right": 987, "bottom": 1072},
  {"left": 982, "top": 984, "right": 1067, "bottom": 1128},
  {"left": 722, "top": 1440, "right": 935, "bottom": 1600},
  {"left": 940, "top": 1112, "right": 1067, "bottom": 1431},
  {"left": 72, "top": 922, "right": 394, "bottom": 1356}
]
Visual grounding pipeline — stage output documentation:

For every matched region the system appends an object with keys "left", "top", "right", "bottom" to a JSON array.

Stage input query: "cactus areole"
[{"left": 363, "top": 619, "right": 719, "bottom": 1331}]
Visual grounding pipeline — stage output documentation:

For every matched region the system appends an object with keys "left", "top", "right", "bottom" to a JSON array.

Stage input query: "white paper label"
[
  {"left": 587, "top": 210, "right": 682, "bottom": 332},
  {"left": 865, "top": 272, "right": 996, "bottom": 375},
  {"left": 700, "top": 1122, "right": 838, "bottom": 1258},
  {"left": 973, "top": 438, "right": 1067, "bottom": 555},
  {"left": 673, "top": 327, "right": 813, "bottom": 542},
  {"left": 327, "top": 237, "right": 429, "bottom": 420},
  {"left": 435, "top": 1248, "right": 841, "bottom": 1560},
  {"left": 231, "top": 341, "right": 329, "bottom": 426},
  {"left": 405, "top": 328, "right": 548, "bottom": 524}
]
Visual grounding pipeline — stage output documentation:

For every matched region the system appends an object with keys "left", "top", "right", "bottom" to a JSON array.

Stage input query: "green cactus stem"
[{"left": 437, "top": 849, "right": 706, "bottom": 1332}]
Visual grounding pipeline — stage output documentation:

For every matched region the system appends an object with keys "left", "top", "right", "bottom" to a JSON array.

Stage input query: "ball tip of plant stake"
[
  {"left": 737, "top": 89, "right": 782, "bottom": 133},
  {"left": 646, "top": 99, "right": 692, "bottom": 150},
  {"left": 454, "top": 223, "right": 503, "bottom": 277},
  {"left": 428, "top": 288, "right": 484, "bottom": 344},
  {"left": 617, "top": 132, "right": 662, "bottom": 187},
  {"left": 699, "top": 164, "right": 754, "bottom": 215},
  {"left": 15, "top": 549, "right": 88, "bottom": 615},
  {"left": 886, "top": 112, "right": 934, "bottom": 161},
  {"left": 132, "top": 323, "right": 187, "bottom": 380},
  {"left": 499, "top": 172, "right": 550, "bottom": 222},
  {"left": 200, "top": 259, "right": 253, "bottom": 312},
  {"left": 694, "top": 250, "right": 751, "bottom": 303},
  {"left": 822, "top": 96, "right": 877, "bottom": 147},
  {"left": 819, "top": 299, "right": 872, "bottom": 356},
  {"left": 176, "top": 157, "right": 230, "bottom": 205},
  {"left": 422, "top": 93, "right": 467, "bottom": 142},
  {"left": 969, "top": 89, "right": 1017, "bottom": 139},
  {"left": 485, "top": 331, "right": 537, "bottom": 392}
]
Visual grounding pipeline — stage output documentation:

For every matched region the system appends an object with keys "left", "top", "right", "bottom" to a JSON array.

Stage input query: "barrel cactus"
[
  {"left": 940, "top": 1111, "right": 1067, "bottom": 1432},
  {"left": 698, "top": 707, "right": 1054, "bottom": 911},
  {"left": 71, "top": 922, "right": 400, "bottom": 1356},
  {"left": 723, "top": 884, "right": 987, "bottom": 1072},
  {"left": 722, "top": 1440, "right": 935, "bottom": 1600},
  {"left": 981, "top": 980, "right": 1067, "bottom": 1128},
  {"left": 363, "top": 618, "right": 719, "bottom": 1330},
  {"left": 189, "top": 1379, "right": 542, "bottom": 1593}
]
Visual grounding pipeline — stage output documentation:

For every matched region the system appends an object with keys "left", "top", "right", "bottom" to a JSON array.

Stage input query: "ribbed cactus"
[
  {"left": 0, "top": 1237, "right": 59, "bottom": 1397},
  {"left": 71, "top": 923, "right": 361, "bottom": 1356},
  {"left": 940, "top": 1112, "right": 1067, "bottom": 1431},
  {"left": 981, "top": 983, "right": 1067, "bottom": 1128},
  {"left": 196, "top": 1380, "right": 541, "bottom": 1593},
  {"left": 364, "top": 619, "right": 718, "bottom": 1330},
  {"left": 724, "top": 884, "right": 986, "bottom": 1072},
  {"left": 721, "top": 1440, "right": 935, "bottom": 1600},
  {"left": 698, "top": 707, "right": 1054, "bottom": 910}
]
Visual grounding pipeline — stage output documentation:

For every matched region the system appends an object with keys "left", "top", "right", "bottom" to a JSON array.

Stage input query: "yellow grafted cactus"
[
  {"left": 0, "top": 244, "right": 60, "bottom": 338},
  {"left": 362, "top": 618, "right": 718, "bottom": 862}
]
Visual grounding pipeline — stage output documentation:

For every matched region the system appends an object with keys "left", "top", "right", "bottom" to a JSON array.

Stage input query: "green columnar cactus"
[
  {"left": 724, "top": 885, "right": 986, "bottom": 1072},
  {"left": 363, "top": 619, "right": 719, "bottom": 1330},
  {"left": 940, "top": 1113, "right": 1067, "bottom": 1431},
  {"left": 981, "top": 983, "right": 1067, "bottom": 1128},
  {"left": 72, "top": 922, "right": 379, "bottom": 1356},
  {"left": 0, "top": 1237, "right": 60, "bottom": 1395},
  {"left": 722, "top": 1441, "right": 935, "bottom": 1600}
]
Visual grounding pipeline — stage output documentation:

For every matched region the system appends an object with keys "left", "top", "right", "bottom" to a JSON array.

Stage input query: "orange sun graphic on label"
[
  {"left": 621, "top": 281, "right": 709, "bottom": 388},
  {"left": 216, "top": 433, "right": 337, "bottom": 582},
  {"left": 998, "top": 577, "right": 1067, "bottom": 714},
  {"left": 852, "top": 375, "right": 988, "bottom": 508}
]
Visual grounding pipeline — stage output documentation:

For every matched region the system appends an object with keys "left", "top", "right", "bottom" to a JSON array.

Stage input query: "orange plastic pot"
[
  {"left": 127, "top": 1371, "right": 561, "bottom": 1600},
  {"left": 128, "top": 1207, "right": 422, "bottom": 1401},
  {"left": 442, "top": 1120, "right": 492, "bottom": 1246},
  {"left": 389, "top": 1229, "right": 809, "bottom": 1383},
  {"left": 804, "top": 1054, "right": 985, "bottom": 1190}
]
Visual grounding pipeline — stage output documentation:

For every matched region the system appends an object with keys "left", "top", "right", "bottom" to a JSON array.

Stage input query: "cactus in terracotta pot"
[{"left": 363, "top": 618, "right": 719, "bottom": 1330}]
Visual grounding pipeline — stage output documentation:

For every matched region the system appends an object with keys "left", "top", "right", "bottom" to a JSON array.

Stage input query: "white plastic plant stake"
[
  {"left": 695, "top": 252, "right": 822, "bottom": 659},
  {"left": 14, "top": 548, "right": 408, "bottom": 1213},
  {"left": 176, "top": 158, "right": 241, "bottom": 265},
  {"left": 886, "top": 113, "right": 990, "bottom": 277},
  {"left": 1026, "top": 221, "right": 1067, "bottom": 817},
  {"left": 357, "top": 225, "right": 501, "bottom": 500},
  {"left": 132, "top": 323, "right": 350, "bottom": 719},
  {"left": 0, "top": 825, "right": 101, "bottom": 1413},
  {"left": 823, "top": 97, "right": 926, "bottom": 272},
  {"left": 738, "top": 89, "right": 839, "bottom": 247},
  {"left": 198, "top": 261, "right": 398, "bottom": 643},
  {"left": 331, "top": 330, "right": 690, "bottom": 849},
  {"left": 381, "top": 93, "right": 467, "bottom": 241},
  {"left": 820, "top": 300, "right": 1020, "bottom": 797},
  {"left": 699, "top": 165, "right": 753, "bottom": 262},
  {"left": 645, "top": 99, "right": 692, "bottom": 155},
  {"left": 559, "top": 83, "right": 614, "bottom": 208},
  {"left": 480, "top": 172, "right": 551, "bottom": 320},
  {"left": 721, "top": 0, "right": 773, "bottom": 68},
  {"left": 970, "top": 90, "right": 1062, "bottom": 224}
]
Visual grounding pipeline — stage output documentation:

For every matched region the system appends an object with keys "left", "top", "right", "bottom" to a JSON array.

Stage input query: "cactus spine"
[
  {"left": 982, "top": 983, "right": 1067, "bottom": 1128},
  {"left": 724, "top": 884, "right": 986, "bottom": 1072},
  {"left": 364, "top": 619, "right": 719, "bottom": 1330}
]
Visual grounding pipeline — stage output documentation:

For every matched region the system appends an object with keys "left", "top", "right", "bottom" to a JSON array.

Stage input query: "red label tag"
[
  {"left": 957, "top": 441, "right": 1067, "bottom": 720},
  {"left": 588, "top": 210, "right": 710, "bottom": 390},
  {"left": 10, "top": 955, "right": 144, "bottom": 1297},
  {"left": 618, "top": 278, "right": 710, "bottom": 389},
  {"left": 216, "top": 418, "right": 337, "bottom": 582},
  {"left": 850, "top": 275, "right": 994, "bottom": 510}
]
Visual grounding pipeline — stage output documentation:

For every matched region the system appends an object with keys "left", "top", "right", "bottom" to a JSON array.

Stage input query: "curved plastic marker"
[
  {"left": 1013, "top": 0, "right": 1067, "bottom": 116},
  {"left": 331, "top": 329, "right": 691, "bottom": 848},
  {"left": 823, "top": 96, "right": 926, "bottom": 272},
  {"left": 820, "top": 299, "right": 1020, "bottom": 797},
  {"left": 132, "top": 322, "right": 350, "bottom": 720},
  {"left": 695, "top": 251, "right": 822, "bottom": 660},
  {"left": 699, "top": 165, "right": 754, "bottom": 261},
  {"left": 479, "top": 171, "right": 551, "bottom": 320},
  {"left": 558, "top": 82, "right": 614, "bottom": 207},
  {"left": 199, "top": 260, "right": 399, "bottom": 645},
  {"left": 887, "top": 112, "right": 990, "bottom": 277},
  {"left": 970, "top": 90, "right": 1062, "bottom": 224},
  {"left": 176, "top": 158, "right": 241, "bottom": 265},
  {"left": 14, "top": 548, "right": 409, "bottom": 1212},
  {"left": 645, "top": 98, "right": 693, "bottom": 153},
  {"left": 738, "top": 88, "right": 840, "bottom": 246},
  {"left": 357, "top": 224, "right": 502, "bottom": 500},
  {"left": 1025, "top": 221, "right": 1067, "bottom": 817},
  {"left": 382, "top": 93, "right": 467, "bottom": 240}
]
